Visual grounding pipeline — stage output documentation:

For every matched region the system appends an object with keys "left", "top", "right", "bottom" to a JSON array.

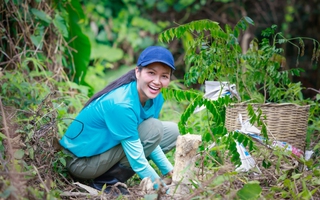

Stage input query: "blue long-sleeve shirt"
[{"left": 60, "top": 81, "right": 173, "bottom": 182}]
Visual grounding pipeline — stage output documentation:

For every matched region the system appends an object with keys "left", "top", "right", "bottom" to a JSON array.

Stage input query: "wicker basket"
[{"left": 225, "top": 103, "right": 310, "bottom": 150}]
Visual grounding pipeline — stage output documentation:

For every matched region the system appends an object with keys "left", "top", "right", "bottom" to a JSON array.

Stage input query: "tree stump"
[{"left": 169, "top": 133, "right": 202, "bottom": 195}]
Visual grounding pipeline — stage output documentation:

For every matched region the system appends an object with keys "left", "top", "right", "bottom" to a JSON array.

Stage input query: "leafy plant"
[
  {"left": 160, "top": 19, "right": 319, "bottom": 103},
  {"left": 64, "top": 0, "right": 91, "bottom": 85},
  {"left": 159, "top": 17, "right": 320, "bottom": 199}
]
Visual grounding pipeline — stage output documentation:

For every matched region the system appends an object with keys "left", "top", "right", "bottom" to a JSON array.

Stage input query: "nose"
[{"left": 153, "top": 75, "right": 161, "bottom": 85}]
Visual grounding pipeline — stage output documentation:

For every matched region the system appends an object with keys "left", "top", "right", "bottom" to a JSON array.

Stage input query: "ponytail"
[{"left": 83, "top": 68, "right": 139, "bottom": 108}]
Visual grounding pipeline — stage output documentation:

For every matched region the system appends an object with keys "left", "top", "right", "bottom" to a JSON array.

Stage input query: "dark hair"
[
  {"left": 83, "top": 62, "right": 173, "bottom": 108},
  {"left": 83, "top": 68, "right": 141, "bottom": 108}
]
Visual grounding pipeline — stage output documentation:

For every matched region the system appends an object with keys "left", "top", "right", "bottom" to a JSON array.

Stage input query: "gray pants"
[{"left": 65, "top": 118, "right": 179, "bottom": 179}]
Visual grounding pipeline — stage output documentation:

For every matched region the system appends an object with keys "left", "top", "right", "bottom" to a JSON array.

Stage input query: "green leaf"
[
  {"left": 90, "top": 44, "right": 123, "bottom": 61},
  {"left": 312, "top": 177, "right": 320, "bottom": 185},
  {"left": 31, "top": 8, "right": 52, "bottom": 24},
  {"left": 30, "top": 34, "right": 43, "bottom": 49},
  {"left": 131, "top": 16, "right": 161, "bottom": 34},
  {"left": 0, "top": 131, "right": 7, "bottom": 139},
  {"left": 53, "top": 13, "right": 69, "bottom": 38},
  {"left": 237, "top": 182, "right": 262, "bottom": 200},
  {"left": 14, "top": 149, "right": 25, "bottom": 159},
  {"left": 233, "top": 28, "right": 239, "bottom": 38},
  {"left": 298, "top": 190, "right": 309, "bottom": 199},
  {"left": 313, "top": 169, "right": 320, "bottom": 177},
  {"left": 244, "top": 16, "right": 254, "bottom": 25},
  {"left": 278, "top": 173, "right": 287, "bottom": 181},
  {"left": 291, "top": 173, "right": 302, "bottom": 180},
  {"left": 245, "top": 64, "right": 254, "bottom": 71},
  {"left": 212, "top": 174, "right": 228, "bottom": 186},
  {"left": 100, "top": 183, "right": 107, "bottom": 194},
  {"left": 262, "top": 159, "right": 271, "bottom": 168},
  {"left": 29, "top": 147, "right": 34, "bottom": 160},
  {"left": 159, "top": 19, "right": 220, "bottom": 42},
  {"left": 59, "top": 157, "right": 66, "bottom": 167},
  {"left": 0, "top": 186, "right": 15, "bottom": 198},
  {"left": 66, "top": 0, "right": 91, "bottom": 84},
  {"left": 316, "top": 94, "right": 320, "bottom": 101}
]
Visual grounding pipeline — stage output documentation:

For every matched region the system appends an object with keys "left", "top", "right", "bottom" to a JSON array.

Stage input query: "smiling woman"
[
  {"left": 59, "top": 46, "right": 179, "bottom": 196},
  {"left": 136, "top": 63, "right": 171, "bottom": 106}
]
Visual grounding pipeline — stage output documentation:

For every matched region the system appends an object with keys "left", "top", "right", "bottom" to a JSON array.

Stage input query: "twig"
[
  {"left": 307, "top": 87, "right": 320, "bottom": 94},
  {"left": 293, "top": 179, "right": 300, "bottom": 196},
  {"left": 33, "top": 165, "right": 50, "bottom": 193},
  {"left": 0, "top": 96, "right": 15, "bottom": 170},
  {"left": 0, "top": 172, "right": 31, "bottom": 176},
  {"left": 0, "top": 96, "right": 21, "bottom": 196},
  {"left": 60, "top": 192, "right": 103, "bottom": 198},
  {"left": 0, "top": 96, "right": 14, "bottom": 166}
]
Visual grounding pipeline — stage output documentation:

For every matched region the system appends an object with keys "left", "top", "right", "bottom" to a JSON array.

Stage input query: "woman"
[{"left": 59, "top": 46, "right": 180, "bottom": 195}]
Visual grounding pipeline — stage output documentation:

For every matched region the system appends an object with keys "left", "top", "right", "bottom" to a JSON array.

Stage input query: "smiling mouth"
[{"left": 149, "top": 85, "right": 160, "bottom": 91}]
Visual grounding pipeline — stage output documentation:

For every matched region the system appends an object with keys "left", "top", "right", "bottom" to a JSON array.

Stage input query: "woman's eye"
[{"left": 162, "top": 75, "right": 169, "bottom": 79}]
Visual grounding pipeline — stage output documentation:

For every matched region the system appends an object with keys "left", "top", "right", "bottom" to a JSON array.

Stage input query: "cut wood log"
[{"left": 169, "top": 134, "right": 202, "bottom": 195}]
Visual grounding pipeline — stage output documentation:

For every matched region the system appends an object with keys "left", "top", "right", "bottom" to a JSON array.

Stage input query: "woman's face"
[{"left": 135, "top": 62, "right": 171, "bottom": 106}]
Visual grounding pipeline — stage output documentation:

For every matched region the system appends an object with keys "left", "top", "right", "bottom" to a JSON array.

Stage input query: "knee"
[
  {"left": 161, "top": 121, "right": 180, "bottom": 153},
  {"left": 170, "top": 122, "right": 180, "bottom": 142},
  {"left": 138, "top": 118, "right": 163, "bottom": 143},
  {"left": 166, "top": 122, "right": 180, "bottom": 143}
]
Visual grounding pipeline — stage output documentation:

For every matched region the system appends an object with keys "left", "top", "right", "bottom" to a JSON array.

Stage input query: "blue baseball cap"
[{"left": 137, "top": 46, "right": 175, "bottom": 70}]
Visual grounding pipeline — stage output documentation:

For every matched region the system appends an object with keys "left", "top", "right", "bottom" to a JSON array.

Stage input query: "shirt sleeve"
[
  {"left": 121, "top": 139, "right": 160, "bottom": 182},
  {"left": 148, "top": 145, "right": 173, "bottom": 175}
]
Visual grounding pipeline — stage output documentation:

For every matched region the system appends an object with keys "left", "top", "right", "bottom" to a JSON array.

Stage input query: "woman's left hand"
[{"left": 163, "top": 170, "right": 173, "bottom": 185}]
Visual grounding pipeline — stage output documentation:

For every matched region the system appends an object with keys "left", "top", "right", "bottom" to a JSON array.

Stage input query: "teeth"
[{"left": 149, "top": 85, "right": 159, "bottom": 90}]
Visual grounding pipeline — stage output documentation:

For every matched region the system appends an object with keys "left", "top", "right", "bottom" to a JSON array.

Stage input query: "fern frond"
[
  {"left": 159, "top": 19, "right": 221, "bottom": 43},
  {"left": 178, "top": 95, "right": 203, "bottom": 134},
  {"left": 162, "top": 88, "right": 200, "bottom": 102}
]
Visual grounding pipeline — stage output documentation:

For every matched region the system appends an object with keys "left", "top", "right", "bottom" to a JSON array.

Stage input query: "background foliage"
[{"left": 1, "top": 0, "right": 320, "bottom": 199}]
